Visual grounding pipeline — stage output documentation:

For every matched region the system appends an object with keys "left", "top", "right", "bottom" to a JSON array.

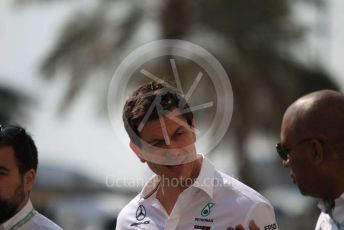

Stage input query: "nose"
[{"left": 282, "top": 158, "right": 290, "bottom": 167}]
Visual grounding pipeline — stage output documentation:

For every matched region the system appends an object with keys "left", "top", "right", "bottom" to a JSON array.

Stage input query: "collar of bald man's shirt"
[{"left": 318, "top": 193, "right": 344, "bottom": 229}]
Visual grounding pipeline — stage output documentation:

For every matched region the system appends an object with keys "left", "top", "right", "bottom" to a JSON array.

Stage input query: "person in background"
[
  {"left": 277, "top": 90, "right": 344, "bottom": 230},
  {"left": 0, "top": 125, "right": 63, "bottom": 230},
  {"left": 116, "top": 80, "right": 278, "bottom": 230},
  {"left": 235, "top": 90, "right": 344, "bottom": 230}
]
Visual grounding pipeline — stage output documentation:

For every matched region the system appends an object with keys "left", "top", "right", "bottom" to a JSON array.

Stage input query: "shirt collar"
[
  {"left": 333, "top": 193, "right": 344, "bottom": 223},
  {"left": 192, "top": 156, "right": 215, "bottom": 199},
  {"left": 1, "top": 199, "right": 33, "bottom": 230},
  {"left": 140, "top": 154, "right": 215, "bottom": 200},
  {"left": 318, "top": 193, "right": 344, "bottom": 223},
  {"left": 140, "top": 175, "right": 161, "bottom": 200}
]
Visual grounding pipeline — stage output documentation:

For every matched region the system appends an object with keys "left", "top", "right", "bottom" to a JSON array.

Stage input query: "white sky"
[
  {"left": 329, "top": 0, "right": 344, "bottom": 82},
  {"left": 0, "top": 0, "right": 343, "bottom": 184},
  {"left": 0, "top": 0, "right": 149, "bottom": 183}
]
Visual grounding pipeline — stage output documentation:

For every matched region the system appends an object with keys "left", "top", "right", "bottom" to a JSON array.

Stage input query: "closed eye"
[
  {"left": 175, "top": 131, "right": 184, "bottom": 137},
  {"left": 172, "top": 127, "right": 185, "bottom": 139},
  {"left": 151, "top": 140, "right": 167, "bottom": 147},
  {"left": 0, "top": 167, "right": 9, "bottom": 175}
]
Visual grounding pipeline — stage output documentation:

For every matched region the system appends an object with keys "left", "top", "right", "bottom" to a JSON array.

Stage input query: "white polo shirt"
[
  {"left": 315, "top": 193, "right": 344, "bottom": 230},
  {"left": 0, "top": 200, "right": 63, "bottom": 230},
  {"left": 116, "top": 156, "right": 278, "bottom": 230}
]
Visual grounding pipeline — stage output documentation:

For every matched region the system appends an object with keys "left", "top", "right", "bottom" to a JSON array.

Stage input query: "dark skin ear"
[
  {"left": 129, "top": 141, "right": 146, "bottom": 163},
  {"left": 310, "top": 139, "right": 324, "bottom": 165}
]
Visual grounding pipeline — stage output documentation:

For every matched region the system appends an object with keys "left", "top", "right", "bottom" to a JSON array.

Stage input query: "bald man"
[
  {"left": 229, "top": 90, "right": 344, "bottom": 230},
  {"left": 277, "top": 90, "right": 344, "bottom": 229}
]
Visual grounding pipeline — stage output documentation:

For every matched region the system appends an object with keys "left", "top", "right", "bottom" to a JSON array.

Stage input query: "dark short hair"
[
  {"left": 123, "top": 81, "right": 194, "bottom": 146},
  {"left": 0, "top": 125, "right": 38, "bottom": 175}
]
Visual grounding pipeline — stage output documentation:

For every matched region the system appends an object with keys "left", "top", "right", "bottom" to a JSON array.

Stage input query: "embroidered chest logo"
[
  {"left": 201, "top": 203, "right": 215, "bottom": 217},
  {"left": 136, "top": 205, "right": 146, "bottom": 221}
]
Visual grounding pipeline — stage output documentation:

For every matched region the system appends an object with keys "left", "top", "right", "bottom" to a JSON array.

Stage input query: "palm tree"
[{"left": 38, "top": 0, "right": 338, "bottom": 181}]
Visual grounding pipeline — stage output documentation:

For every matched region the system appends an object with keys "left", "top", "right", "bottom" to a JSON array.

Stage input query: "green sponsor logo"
[{"left": 201, "top": 203, "right": 215, "bottom": 217}]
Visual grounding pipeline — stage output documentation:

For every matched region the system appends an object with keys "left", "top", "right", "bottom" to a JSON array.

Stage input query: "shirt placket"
[
  {"left": 150, "top": 188, "right": 194, "bottom": 230},
  {"left": 151, "top": 198, "right": 181, "bottom": 230},
  {"left": 165, "top": 188, "right": 194, "bottom": 230}
]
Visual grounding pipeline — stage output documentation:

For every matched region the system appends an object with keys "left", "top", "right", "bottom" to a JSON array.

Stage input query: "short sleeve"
[
  {"left": 246, "top": 202, "right": 278, "bottom": 230},
  {"left": 115, "top": 209, "right": 129, "bottom": 230}
]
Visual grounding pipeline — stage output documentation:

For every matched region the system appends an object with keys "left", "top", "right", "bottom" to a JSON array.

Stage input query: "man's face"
[
  {"left": 0, "top": 146, "right": 26, "bottom": 224},
  {"left": 135, "top": 109, "right": 198, "bottom": 180},
  {"left": 280, "top": 117, "right": 319, "bottom": 196}
]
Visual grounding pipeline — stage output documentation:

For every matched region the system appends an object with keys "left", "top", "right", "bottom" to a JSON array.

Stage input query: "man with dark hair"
[
  {"left": 0, "top": 125, "right": 62, "bottom": 230},
  {"left": 116, "top": 81, "right": 278, "bottom": 230},
  {"left": 276, "top": 90, "right": 344, "bottom": 230}
]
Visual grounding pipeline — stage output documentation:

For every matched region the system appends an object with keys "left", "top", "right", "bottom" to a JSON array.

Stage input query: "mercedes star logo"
[{"left": 136, "top": 205, "right": 146, "bottom": 221}]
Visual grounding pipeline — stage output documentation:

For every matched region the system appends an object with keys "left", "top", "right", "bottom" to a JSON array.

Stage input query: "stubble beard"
[{"left": 0, "top": 182, "right": 26, "bottom": 224}]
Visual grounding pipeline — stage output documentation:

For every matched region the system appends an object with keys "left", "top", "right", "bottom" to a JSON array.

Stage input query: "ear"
[
  {"left": 310, "top": 139, "right": 324, "bottom": 164},
  {"left": 191, "top": 118, "right": 196, "bottom": 141},
  {"left": 23, "top": 169, "right": 36, "bottom": 193},
  {"left": 129, "top": 141, "right": 146, "bottom": 163},
  {"left": 191, "top": 118, "right": 196, "bottom": 128}
]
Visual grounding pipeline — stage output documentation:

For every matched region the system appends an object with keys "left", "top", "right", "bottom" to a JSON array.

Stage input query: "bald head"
[
  {"left": 280, "top": 90, "right": 344, "bottom": 199},
  {"left": 282, "top": 90, "right": 344, "bottom": 154}
]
